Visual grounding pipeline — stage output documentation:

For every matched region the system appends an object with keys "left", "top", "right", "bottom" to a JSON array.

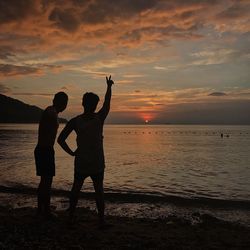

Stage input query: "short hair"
[
  {"left": 53, "top": 92, "right": 68, "bottom": 105},
  {"left": 82, "top": 92, "right": 99, "bottom": 112}
]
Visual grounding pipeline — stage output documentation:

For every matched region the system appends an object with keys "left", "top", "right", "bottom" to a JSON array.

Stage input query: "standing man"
[
  {"left": 57, "top": 76, "right": 114, "bottom": 228},
  {"left": 34, "top": 92, "right": 68, "bottom": 218}
]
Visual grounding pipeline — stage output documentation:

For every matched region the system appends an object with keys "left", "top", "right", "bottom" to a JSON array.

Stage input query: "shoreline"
[
  {"left": 1, "top": 185, "right": 250, "bottom": 208},
  {"left": 1, "top": 185, "right": 250, "bottom": 228},
  {"left": 0, "top": 204, "right": 250, "bottom": 249},
  {"left": 1, "top": 185, "right": 250, "bottom": 249}
]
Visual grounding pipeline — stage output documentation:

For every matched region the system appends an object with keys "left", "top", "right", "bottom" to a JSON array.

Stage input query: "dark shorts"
[
  {"left": 74, "top": 171, "right": 104, "bottom": 182},
  {"left": 34, "top": 146, "right": 55, "bottom": 176}
]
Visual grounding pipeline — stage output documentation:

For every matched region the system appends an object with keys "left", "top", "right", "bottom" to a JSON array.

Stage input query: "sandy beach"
[{"left": 0, "top": 189, "right": 250, "bottom": 250}]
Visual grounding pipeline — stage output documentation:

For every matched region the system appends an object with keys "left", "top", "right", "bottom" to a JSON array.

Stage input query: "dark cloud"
[
  {"left": 0, "top": 64, "right": 42, "bottom": 77},
  {"left": 0, "top": 34, "right": 44, "bottom": 52},
  {"left": 44, "top": 0, "right": 220, "bottom": 28},
  {"left": 157, "top": 100, "right": 250, "bottom": 124},
  {"left": 0, "top": 46, "right": 15, "bottom": 59},
  {"left": 152, "top": 0, "right": 219, "bottom": 13},
  {"left": 81, "top": 0, "right": 158, "bottom": 24},
  {"left": 0, "top": 0, "right": 248, "bottom": 76},
  {"left": 49, "top": 8, "right": 80, "bottom": 32},
  {"left": 217, "top": 2, "right": 250, "bottom": 20},
  {"left": 0, "top": 82, "right": 11, "bottom": 94},
  {"left": 121, "top": 24, "right": 203, "bottom": 44},
  {"left": 0, "top": 0, "right": 245, "bottom": 50},
  {"left": 0, "top": 63, "right": 63, "bottom": 77},
  {"left": 79, "top": 0, "right": 219, "bottom": 28},
  {"left": 12, "top": 92, "right": 53, "bottom": 96},
  {"left": 178, "top": 10, "right": 196, "bottom": 19},
  {"left": 208, "top": 92, "right": 227, "bottom": 96},
  {"left": 42, "top": 0, "right": 89, "bottom": 9},
  {"left": 0, "top": 0, "right": 35, "bottom": 24}
]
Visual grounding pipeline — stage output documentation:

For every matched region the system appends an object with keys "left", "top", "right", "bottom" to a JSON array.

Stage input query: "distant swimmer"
[{"left": 221, "top": 133, "right": 223, "bottom": 138}]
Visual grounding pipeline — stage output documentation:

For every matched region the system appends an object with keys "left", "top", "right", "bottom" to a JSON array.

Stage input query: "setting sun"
[{"left": 139, "top": 112, "right": 155, "bottom": 124}]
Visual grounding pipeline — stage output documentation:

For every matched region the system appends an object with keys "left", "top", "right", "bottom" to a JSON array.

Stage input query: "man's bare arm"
[
  {"left": 38, "top": 107, "right": 59, "bottom": 147},
  {"left": 57, "top": 121, "right": 75, "bottom": 156},
  {"left": 98, "top": 75, "right": 114, "bottom": 119}
]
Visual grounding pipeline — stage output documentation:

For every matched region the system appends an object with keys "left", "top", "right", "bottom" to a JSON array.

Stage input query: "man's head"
[
  {"left": 53, "top": 92, "right": 68, "bottom": 112},
  {"left": 82, "top": 92, "right": 99, "bottom": 113}
]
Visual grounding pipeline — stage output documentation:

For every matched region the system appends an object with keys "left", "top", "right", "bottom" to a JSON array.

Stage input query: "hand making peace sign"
[{"left": 106, "top": 75, "right": 114, "bottom": 87}]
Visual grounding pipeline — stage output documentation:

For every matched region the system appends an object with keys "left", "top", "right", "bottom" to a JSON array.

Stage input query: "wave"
[{"left": 1, "top": 184, "right": 250, "bottom": 210}]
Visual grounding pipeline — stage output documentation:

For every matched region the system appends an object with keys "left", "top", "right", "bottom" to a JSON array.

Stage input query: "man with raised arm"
[
  {"left": 57, "top": 76, "right": 114, "bottom": 227},
  {"left": 35, "top": 92, "right": 68, "bottom": 219}
]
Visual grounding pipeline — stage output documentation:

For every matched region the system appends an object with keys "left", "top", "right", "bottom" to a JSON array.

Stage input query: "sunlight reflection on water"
[{"left": 0, "top": 124, "right": 250, "bottom": 201}]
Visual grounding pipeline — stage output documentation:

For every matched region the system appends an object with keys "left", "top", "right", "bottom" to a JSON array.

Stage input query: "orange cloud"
[
  {"left": 0, "top": 82, "right": 11, "bottom": 94},
  {"left": 0, "top": 64, "right": 43, "bottom": 78},
  {"left": 0, "top": 0, "right": 249, "bottom": 124},
  {"left": 1, "top": 0, "right": 248, "bottom": 76}
]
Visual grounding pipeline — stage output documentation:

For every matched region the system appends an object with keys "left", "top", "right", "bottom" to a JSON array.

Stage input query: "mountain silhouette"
[{"left": 0, "top": 94, "right": 67, "bottom": 123}]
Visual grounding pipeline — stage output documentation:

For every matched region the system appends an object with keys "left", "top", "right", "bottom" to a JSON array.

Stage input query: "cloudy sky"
[{"left": 0, "top": 0, "right": 249, "bottom": 124}]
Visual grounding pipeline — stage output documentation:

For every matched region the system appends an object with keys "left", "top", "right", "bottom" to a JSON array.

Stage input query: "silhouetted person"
[
  {"left": 57, "top": 76, "right": 114, "bottom": 227},
  {"left": 34, "top": 92, "right": 68, "bottom": 219}
]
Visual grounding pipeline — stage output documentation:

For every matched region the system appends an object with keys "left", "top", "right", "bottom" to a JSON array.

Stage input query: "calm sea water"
[{"left": 0, "top": 124, "right": 250, "bottom": 201}]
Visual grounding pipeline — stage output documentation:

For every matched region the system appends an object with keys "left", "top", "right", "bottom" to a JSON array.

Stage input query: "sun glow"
[{"left": 139, "top": 113, "right": 155, "bottom": 124}]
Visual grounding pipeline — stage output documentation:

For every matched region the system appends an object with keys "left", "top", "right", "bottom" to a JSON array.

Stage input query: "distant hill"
[{"left": 0, "top": 94, "right": 67, "bottom": 123}]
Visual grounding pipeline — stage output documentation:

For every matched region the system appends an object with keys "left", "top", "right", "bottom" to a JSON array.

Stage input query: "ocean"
[
  {"left": 0, "top": 123, "right": 249, "bottom": 202},
  {"left": 1, "top": 123, "right": 250, "bottom": 225}
]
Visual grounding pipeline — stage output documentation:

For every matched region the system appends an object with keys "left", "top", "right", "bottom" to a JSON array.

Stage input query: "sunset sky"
[{"left": 0, "top": 0, "right": 249, "bottom": 124}]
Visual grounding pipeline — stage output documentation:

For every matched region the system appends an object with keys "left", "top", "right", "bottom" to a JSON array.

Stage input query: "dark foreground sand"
[{"left": 0, "top": 205, "right": 249, "bottom": 250}]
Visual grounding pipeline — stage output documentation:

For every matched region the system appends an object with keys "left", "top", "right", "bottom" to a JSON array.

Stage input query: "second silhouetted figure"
[{"left": 58, "top": 76, "right": 114, "bottom": 228}]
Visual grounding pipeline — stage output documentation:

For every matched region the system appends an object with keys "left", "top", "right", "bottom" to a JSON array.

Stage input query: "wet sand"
[
  {"left": 1, "top": 204, "right": 250, "bottom": 249},
  {"left": 1, "top": 185, "right": 250, "bottom": 249}
]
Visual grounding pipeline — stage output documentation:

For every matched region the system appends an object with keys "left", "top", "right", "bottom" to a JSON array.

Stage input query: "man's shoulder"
[
  {"left": 67, "top": 115, "right": 81, "bottom": 128},
  {"left": 69, "top": 115, "right": 81, "bottom": 122},
  {"left": 44, "top": 106, "right": 57, "bottom": 117}
]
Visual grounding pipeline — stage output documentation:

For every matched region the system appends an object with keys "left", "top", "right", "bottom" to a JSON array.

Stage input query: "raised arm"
[
  {"left": 57, "top": 119, "right": 75, "bottom": 156},
  {"left": 98, "top": 75, "right": 114, "bottom": 120}
]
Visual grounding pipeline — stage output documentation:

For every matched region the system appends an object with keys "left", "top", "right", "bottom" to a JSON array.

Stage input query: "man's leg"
[
  {"left": 37, "top": 178, "right": 43, "bottom": 215},
  {"left": 37, "top": 176, "right": 53, "bottom": 216},
  {"left": 92, "top": 178, "right": 105, "bottom": 225},
  {"left": 68, "top": 178, "right": 84, "bottom": 217}
]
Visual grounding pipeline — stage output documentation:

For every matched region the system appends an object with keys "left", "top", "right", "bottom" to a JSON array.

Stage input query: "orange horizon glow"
[{"left": 139, "top": 113, "right": 155, "bottom": 124}]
